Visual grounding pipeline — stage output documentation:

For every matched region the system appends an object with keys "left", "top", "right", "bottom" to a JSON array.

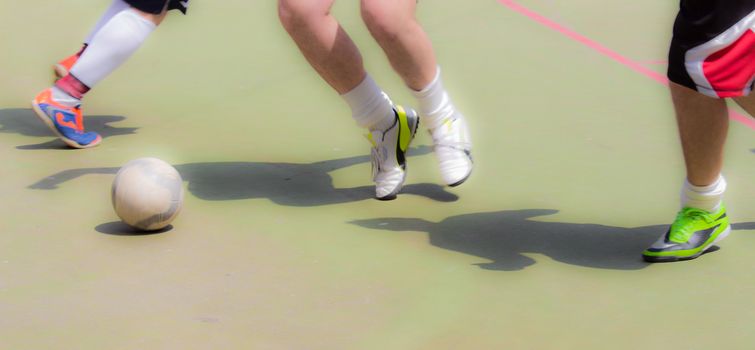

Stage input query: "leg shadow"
[
  {"left": 351, "top": 210, "right": 755, "bottom": 271},
  {"left": 30, "top": 148, "right": 457, "bottom": 206}
]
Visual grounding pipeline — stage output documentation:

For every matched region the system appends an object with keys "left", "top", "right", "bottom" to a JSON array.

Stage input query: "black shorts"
[
  {"left": 124, "top": 0, "right": 189, "bottom": 15},
  {"left": 667, "top": 0, "right": 755, "bottom": 98}
]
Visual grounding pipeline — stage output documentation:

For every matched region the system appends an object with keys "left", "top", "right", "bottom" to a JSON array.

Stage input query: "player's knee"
[
  {"left": 129, "top": 6, "right": 166, "bottom": 26},
  {"left": 361, "top": 0, "right": 406, "bottom": 41},
  {"left": 278, "top": 0, "right": 328, "bottom": 30}
]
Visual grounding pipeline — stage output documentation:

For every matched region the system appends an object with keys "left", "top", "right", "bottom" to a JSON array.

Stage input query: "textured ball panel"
[{"left": 112, "top": 158, "right": 184, "bottom": 231}]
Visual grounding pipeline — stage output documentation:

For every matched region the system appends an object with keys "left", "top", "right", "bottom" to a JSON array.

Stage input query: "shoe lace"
[{"left": 669, "top": 207, "right": 713, "bottom": 243}]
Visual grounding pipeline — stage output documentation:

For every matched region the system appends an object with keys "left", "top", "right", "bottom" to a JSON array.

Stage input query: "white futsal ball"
[{"left": 112, "top": 157, "right": 184, "bottom": 231}]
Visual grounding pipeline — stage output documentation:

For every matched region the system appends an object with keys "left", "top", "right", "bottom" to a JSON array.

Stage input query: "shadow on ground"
[
  {"left": 95, "top": 221, "right": 173, "bottom": 236},
  {"left": 29, "top": 146, "right": 458, "bottom": 206},
  {"left": 351, "top": 210, "right": 755, "bottom": 271},
  {"left": 0, "top": 108, "right": 136, "bottom": 149}
]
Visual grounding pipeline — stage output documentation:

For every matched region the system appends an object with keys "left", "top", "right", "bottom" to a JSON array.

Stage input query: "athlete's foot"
[
  {"left": 31, "top": 88, "right": 102, "bottom": 149},
  {"left": 369, "top": 105, "right": 420, "bottom": 200},
  {"left": 643, "top": 206, "right": 731, "bottom": 262},
  {"left": 429, "top": 113, "right": 473, "bottom": 186}
]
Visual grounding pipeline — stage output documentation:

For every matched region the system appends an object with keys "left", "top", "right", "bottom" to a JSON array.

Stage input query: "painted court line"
[
  {"left": 636, "top": 60, "right": 669, "bottom": 65},
  {"left": 497, "top": 0, "right": 755, "bottom": 130}
]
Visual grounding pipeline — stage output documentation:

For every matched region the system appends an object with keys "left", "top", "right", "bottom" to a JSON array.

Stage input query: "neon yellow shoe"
[
  {"left": 368, "top": 105, "right": 419, "bottom": 200},
  {"left": 643, "top": 206, "right": 730, "bottom": 262}
]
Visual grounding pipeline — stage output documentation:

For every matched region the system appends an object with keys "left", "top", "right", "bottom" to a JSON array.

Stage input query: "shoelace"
[{"left": 669, "top": 207, "right": 714, "bottom": 242}]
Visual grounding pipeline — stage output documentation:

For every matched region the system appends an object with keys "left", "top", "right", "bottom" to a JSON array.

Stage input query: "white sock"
[
  {"left": 410, "top": 66, "right": 457, "bottom": 130},
  {"left": 51, "top": 86, "right": 81, "bottom": 107},
  {"left": 341, "top": 74, "right": 395, "bottom": 131},
  {"left": 84, "top": 0, "right": 131, "bottom": 44},
  {"left": 681, "top": 175, "right": 726, "bottom": 213},
  {"left": 70, "top": 8, "right": 156, "bottom": 88}
]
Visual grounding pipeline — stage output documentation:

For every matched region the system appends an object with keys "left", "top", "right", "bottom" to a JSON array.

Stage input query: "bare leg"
[
  {"left": 278, "top": 0, "right": 365, "bottom": 94},
  {"left": 135, "top": 7, "right": 168, "bottom": 26},
  {"left": 733, "top": 92, "right": 755, "bottom": 117},
  {"left": 361, "top": 0, "right": 472, "bottom": 186},
  {"left": 671, "top": 82, "right": 730, "bottom": 186},
  {"left": 360, "top": 0, "right": 436, "bottom": 90}
]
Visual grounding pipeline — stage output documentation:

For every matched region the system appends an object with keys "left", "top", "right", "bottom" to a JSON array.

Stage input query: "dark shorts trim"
[
  {"left": 124, "top": 0, "right": 189, "bottom": 15},
  {"left": 667, "top": 1, "right": 755, "bottom": 98}
]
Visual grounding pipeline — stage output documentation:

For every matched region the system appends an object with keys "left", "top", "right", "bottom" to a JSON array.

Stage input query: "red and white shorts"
[{"left": 668, "top": 1, "right": 755, "bottom": 98}]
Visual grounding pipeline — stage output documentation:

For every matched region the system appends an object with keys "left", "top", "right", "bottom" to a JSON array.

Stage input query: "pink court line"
[
  {"left": 496, "top": 0, "right": 755, "bottom": 130},
  {"left": 636, "top": 60, "right": 668, "bottom": 65}
]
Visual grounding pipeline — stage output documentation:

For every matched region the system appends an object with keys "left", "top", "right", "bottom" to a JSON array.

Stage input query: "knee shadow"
[
  {"left": 0, "top": 108, "right": 137, "bottom": 149},
  {"left": 29, "top": 146, "right": 458, "bottom": 207},
  {"left": 350, "top": 210, "right": 755, "bottom": 271}
]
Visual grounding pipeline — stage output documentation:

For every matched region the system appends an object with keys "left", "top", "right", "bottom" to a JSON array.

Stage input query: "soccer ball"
[{"left": 111, "top": 157, "right": 184, "bottom": 231}]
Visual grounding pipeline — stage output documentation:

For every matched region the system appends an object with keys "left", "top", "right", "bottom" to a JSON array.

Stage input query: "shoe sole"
[
  {"left": 375, "top": 108, "right": 420, "bottom": 201},
  {"left": 376, "top": 189, "right": 399, "bottom": 201},
  {"left": 642, "top": 226, "right": 731, "bottom": 263},
  {"left": 448, "top": 168, "right": 472, "bottom": 187},
  {"left": 31, "top": 100, "right": 100, "bottom": 149}
]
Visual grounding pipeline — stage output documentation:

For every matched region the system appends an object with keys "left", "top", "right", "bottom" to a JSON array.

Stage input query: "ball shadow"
[{"left": 95, "top": 221, "right": 173, "bottom": 236}]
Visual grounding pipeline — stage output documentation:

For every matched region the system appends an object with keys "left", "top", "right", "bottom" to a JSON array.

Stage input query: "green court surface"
[{"left": 2, "top": 1, "right": 754, "bottom": 349}]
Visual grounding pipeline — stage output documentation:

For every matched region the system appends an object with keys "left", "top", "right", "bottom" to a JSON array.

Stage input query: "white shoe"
[
  {"left": 368, "top": 105, "right": 420, "bottom": 200},
  {"left": 430, "top": 114, "right": 473, "bottom": 186}
]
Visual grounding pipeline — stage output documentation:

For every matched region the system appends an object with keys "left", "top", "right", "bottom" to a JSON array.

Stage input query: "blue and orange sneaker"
[
  {"left": 31, "top": 89, "right": 102, "bottom": 149},
  {"left": 53, "top": 45, "right": 86, "bottom": 79},
  {"left": 53, "top": 53, "right": 78, "bottom": 80}
]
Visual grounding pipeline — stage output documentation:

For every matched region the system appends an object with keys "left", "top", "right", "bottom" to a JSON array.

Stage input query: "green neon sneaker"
[
  {"left": 367, "top": 105, "right": 419, "bottom": 200},
  {"left": 643, "top": 206, "right": 731, "bottom": 262}
]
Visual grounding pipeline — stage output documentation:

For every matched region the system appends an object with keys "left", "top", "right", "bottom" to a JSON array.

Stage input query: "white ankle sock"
[
  {"left": 410, "top": 66, "right": 456, "bottom": 130},
  {"left": 84, "top": 0, "right": 131, "bottom": 44},
  {"left": 341, "top": 74, "right": 395, "bottom": 131},
  {"left": 51, "top": 86, "right": 81, "bottom": 107},
  {"left": 681, "top": 175, "right": 726, "bottom": 213},
  {"left": 70, "top": 8, "right": 156, "bottom": 88}
]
